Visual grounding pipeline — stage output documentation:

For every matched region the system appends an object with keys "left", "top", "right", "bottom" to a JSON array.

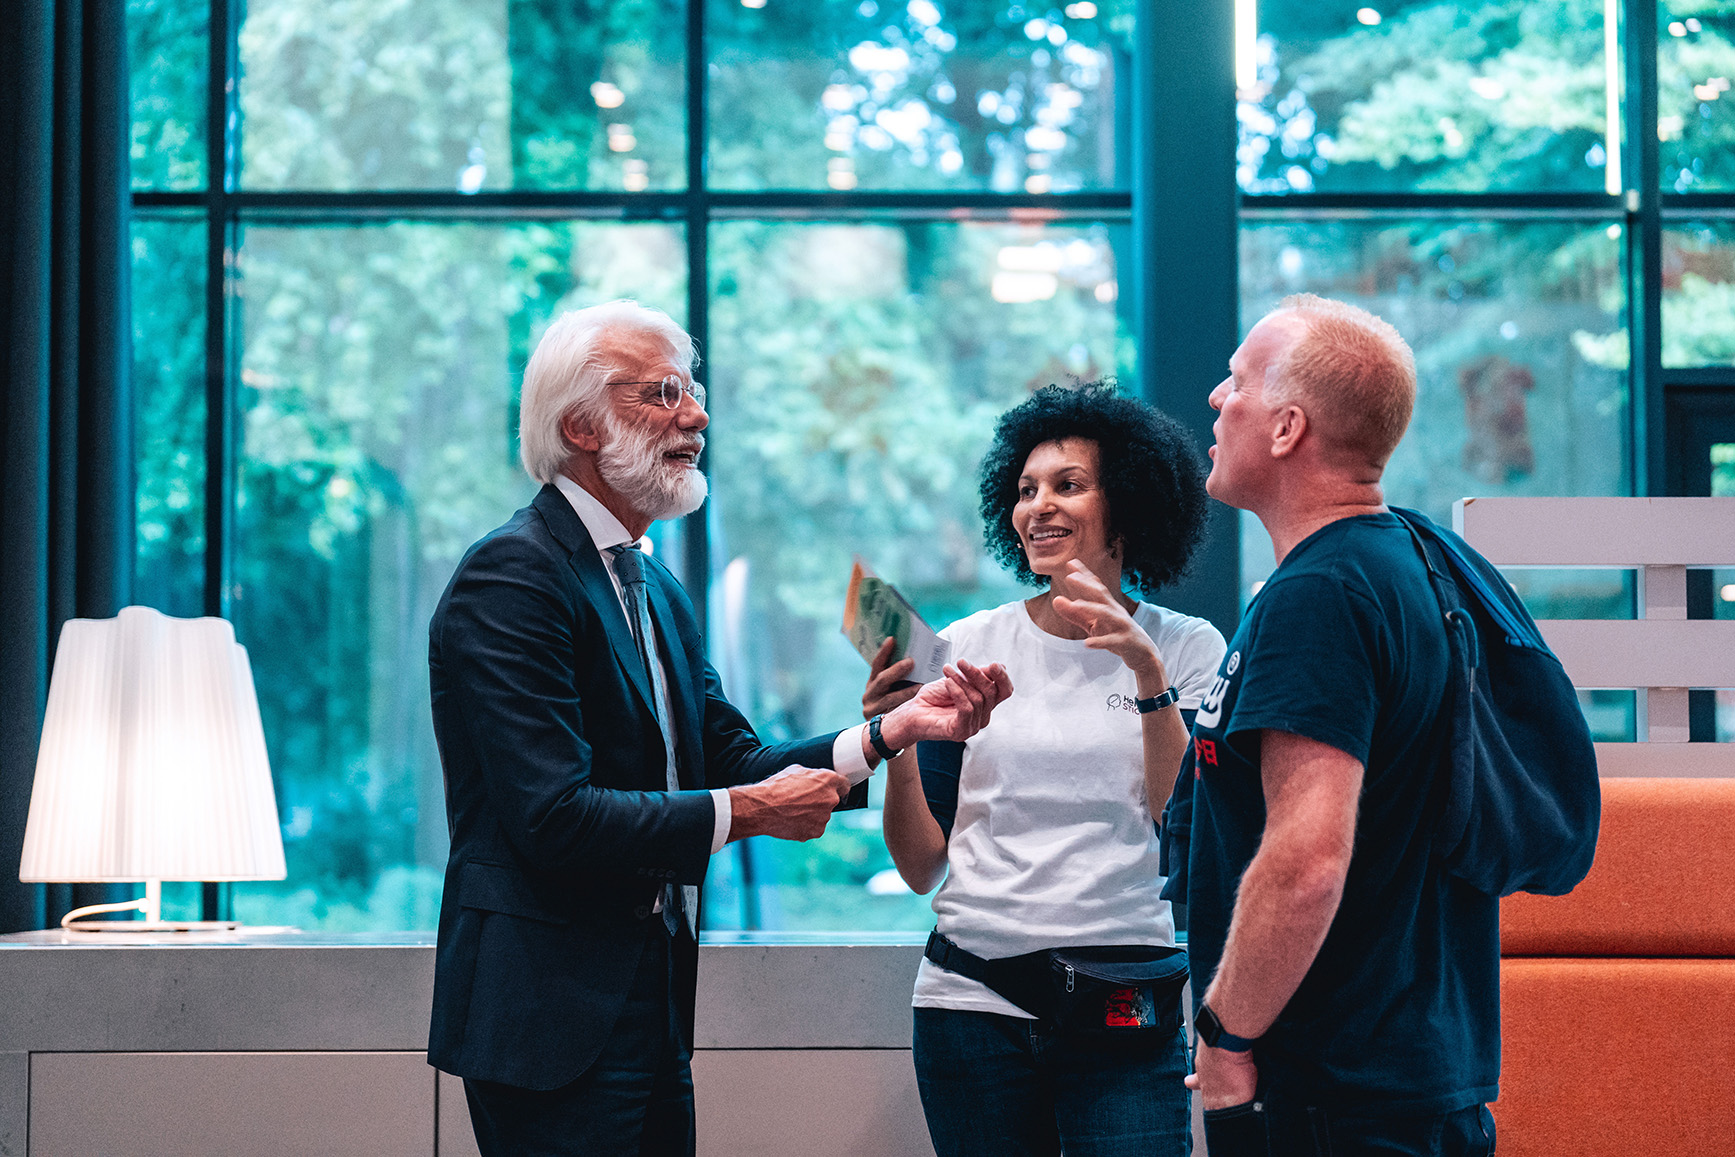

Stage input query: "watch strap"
[
  {"left": 1134, "top": 686, "right": 1181, "bottom": 714},
  {"left": 867, "top": 714, "right": 902, "bottom": 761},
  {"left": 1196, "top": 1003, "right": 1259, "bottom": 1052}
]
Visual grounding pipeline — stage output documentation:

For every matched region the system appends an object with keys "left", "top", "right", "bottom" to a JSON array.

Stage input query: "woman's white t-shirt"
[{"left": 911, "top": 598, "right": 1227, "bottom": 1018}]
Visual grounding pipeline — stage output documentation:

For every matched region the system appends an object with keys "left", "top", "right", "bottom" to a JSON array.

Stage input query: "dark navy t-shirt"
[{"left": 1185, "top": 512, "right": 1499, "bottom": 1114}]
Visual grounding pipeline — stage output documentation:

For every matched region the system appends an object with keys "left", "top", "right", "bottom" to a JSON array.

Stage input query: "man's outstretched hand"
[
  {"left": 878, "top": 660, "right": 1013, "bottom": 751},
  {"left": 727, "top": 766, "right": 852, "bottom": 843}
]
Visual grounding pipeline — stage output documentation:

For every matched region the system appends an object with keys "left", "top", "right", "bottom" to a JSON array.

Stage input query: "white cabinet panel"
[
  {"left": 30, "top": 1051, "right": 433, "bottom": 1157},
  {"left": 693, "top": 1049, "right": 934, "bottom": 1157}
]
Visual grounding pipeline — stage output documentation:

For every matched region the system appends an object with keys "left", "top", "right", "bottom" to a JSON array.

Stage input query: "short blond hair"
[{"left": 1266, "top": 294, "right": 1416, "bottom": 468}]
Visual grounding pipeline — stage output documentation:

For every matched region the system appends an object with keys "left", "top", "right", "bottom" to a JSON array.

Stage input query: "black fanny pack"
[{"left": 924, "top": 930, "right": 1188, "bottom": 1035}]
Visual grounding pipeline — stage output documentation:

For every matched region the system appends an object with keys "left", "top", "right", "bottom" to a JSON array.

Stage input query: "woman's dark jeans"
[
  {"left": 1203, "top": 1098, "right": 1495, "bottom": 1157},
  {"left": 912, "top": 1006, "right": 1191, "bottom": 1157}
]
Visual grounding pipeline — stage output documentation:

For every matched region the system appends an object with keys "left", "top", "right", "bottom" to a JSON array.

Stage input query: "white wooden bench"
[{"left": 1454, "top": 496, "right": 1735, "bottom": 776}]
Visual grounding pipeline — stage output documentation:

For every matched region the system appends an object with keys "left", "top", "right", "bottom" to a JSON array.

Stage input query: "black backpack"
[
  {"left": 1391, "top": 507, "right": 1601, "bottom": 898},
  {"left": 1159, "top": 510, "right": 1602, "bottom": 905}
]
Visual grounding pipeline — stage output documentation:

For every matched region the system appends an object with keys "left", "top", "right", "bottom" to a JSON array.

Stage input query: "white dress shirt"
[{"left": 552, "top": 476, "right": 872, "bottom": 857}]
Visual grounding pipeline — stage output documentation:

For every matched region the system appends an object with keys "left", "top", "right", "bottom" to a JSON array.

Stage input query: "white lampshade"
[{"left": 19, "top": 606, "right": 286, "bottom": 884}]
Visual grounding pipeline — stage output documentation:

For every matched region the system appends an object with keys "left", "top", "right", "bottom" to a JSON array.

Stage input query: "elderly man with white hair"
[{"left": 425, "top": 300, "right": 1011, "bottom": 1156}]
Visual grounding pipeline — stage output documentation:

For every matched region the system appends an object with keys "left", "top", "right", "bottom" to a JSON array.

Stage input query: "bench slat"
[
  {"left": 1537, "top": 619, "right": 1735, "bottom": 688},
  {"left": 1595, "top": 743, "right": 1735, "bottom": 777},
  {"left": 1455, "top": 497, "right": 1735, "bottom": 567}
]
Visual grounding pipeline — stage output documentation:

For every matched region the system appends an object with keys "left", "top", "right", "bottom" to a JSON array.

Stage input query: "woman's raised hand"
[{"left": 1051, "top": 559, "right": 1164, "bottom": 681}]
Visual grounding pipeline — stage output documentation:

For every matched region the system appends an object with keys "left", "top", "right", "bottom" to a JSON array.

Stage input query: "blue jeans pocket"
[{"left": 1203, "top": 1100, "right": 1270, "bottom": 1157}]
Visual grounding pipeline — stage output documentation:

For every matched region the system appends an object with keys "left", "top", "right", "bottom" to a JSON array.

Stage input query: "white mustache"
[{"left": 661, "top": 435, "right": 705, "bottom": 458}]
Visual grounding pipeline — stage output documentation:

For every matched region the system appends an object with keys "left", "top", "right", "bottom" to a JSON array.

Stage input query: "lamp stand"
[{"left": 61, "top": 880, "right": 242, "bottom": 932}]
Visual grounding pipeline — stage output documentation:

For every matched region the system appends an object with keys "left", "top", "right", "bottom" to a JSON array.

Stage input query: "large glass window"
[
  {"left": 1662, "top": 218, "right": 1735, "bottom": 366},
  {"left": 225, "top": 221, "right": 682, "bottom": 926},
  {"left": 1241, "top": 1, "right": 1617, "bottom": 194},
  {"left": 129, "top": 0, "right": 208, "bottom": 190},
  {"left": 1229, "top": 0, "right": 1735, "bottom": 756},
  {"left": 1659, "top": 1, "right": 1735, "bottom": 193},
  {"left": 1237, "top": 216, "right": 1630, "bottom": 597},
  {"left": 133, "top": 214, "right": 207, "bottom": 617},
  {"left": 131, "top": 0, "right": 1142, "bottom": 933},
  {"left": 238, "top": 0, "right": 685, "bottom": 190},
  {"left": 127, "top": 0, "right": 1729, "bottom": 932},
  {"left": 709, "top": 0, "right": 1134, "bottom": 191},
  {"left": 704, "top": 217, "right": 1129, "bottom": 929}
]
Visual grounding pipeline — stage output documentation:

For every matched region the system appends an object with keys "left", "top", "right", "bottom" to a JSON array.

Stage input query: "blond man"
[{"left": 1178, "top": 296, "right": 1498, "bottom": 1155}]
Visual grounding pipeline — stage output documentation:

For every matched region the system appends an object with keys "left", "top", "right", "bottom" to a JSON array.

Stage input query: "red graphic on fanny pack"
[{"left": 1104, "top": 987, "right": 1153, "bottom": 1027}]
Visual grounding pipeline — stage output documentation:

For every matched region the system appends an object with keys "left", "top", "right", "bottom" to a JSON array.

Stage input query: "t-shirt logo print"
[{"left": 1194, "top": 650, "right": 1239, "bottom": 729}]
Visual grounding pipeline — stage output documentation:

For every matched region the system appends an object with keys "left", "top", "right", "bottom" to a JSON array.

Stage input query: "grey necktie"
[{"left": 608, "top": 543, "right": 695, "bottom": 938}]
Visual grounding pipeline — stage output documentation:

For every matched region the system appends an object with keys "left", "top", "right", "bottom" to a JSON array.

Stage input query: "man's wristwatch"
[
  {"left": 1133, "top": 687, "right": 1181, "bottom": 714},
  {"left": 1195, "top": 1003, "right": 1259, "bottom": 1052},
  {"left": 867, "top": 714, "right": 902, "bottom": 761}
]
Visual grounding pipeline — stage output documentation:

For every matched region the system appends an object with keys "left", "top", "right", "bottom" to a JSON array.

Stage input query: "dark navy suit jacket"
[{"left": 427, "top": 485, "right": 844, "bottom": 1090}]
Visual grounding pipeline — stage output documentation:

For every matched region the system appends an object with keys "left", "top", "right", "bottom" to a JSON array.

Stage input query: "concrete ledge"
[
  {"left": 0, "top": 931, "right": 925, "bottom": 1053},
  {"left": 0, "top": 932, "right": 935, "bottom": 1157}
]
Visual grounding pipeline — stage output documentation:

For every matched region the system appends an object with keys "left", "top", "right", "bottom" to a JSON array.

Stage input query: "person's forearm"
[
  {"left": 1205, "top": 732, "right": 1361, "bottom": 1038},
  {"left": 1203, "top": 840, "right": 1348, "bottom": 1037},
  {"left": 1134, "top": 665, "right": 1190, "bottom": 818},
  {"left": 881, "top": 749, "right": 948, "bottom": 893}
]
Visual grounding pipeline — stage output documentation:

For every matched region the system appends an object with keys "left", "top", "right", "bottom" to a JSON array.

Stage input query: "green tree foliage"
[
  {"left": 709, "top": 0, "right": 1135, "bottom": 191},
  {"left": 131, "top": 216, "right": 206, "bottom": 617},
  {"left": 129, "top": 0, "right": 206, "bottom": 189},
  {"left": 1242, "top": 1, "right": 1616, "bottom": 193},
  {"left": 1242, "top": 220, "right": 1627, "bottom": 512},
  {"left": 129, "top": 0, "right": 1729, "bottom": 930},
  {"left": 239, "top": 0, "right": 512, "bottom": 189},
  {"left": 706, "top": 218, "right": 1131, "bottom": 930},
  {"left": 1659, "top": 2, "right": 1735, "bottom": 192},
  {"left": 1663, "top": 218, "right": 1735, "bottom": 367},
  {"left": 508, "top": 0, "right": 684, "bottom": 189},
  {"left": 180, "top": 0, "right": 697, "bottom": 926},
  {"left": 223, "top": 219, "right": 683, "bottom": 927}
]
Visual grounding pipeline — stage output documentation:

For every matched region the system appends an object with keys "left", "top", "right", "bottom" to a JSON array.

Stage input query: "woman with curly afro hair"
[{"left": 861, "top": 382, "right": 1223, "bottom": 1157}]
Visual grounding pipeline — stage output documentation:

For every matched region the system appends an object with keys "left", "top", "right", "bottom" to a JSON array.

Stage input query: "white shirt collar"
[{"left": 552, "top": 474, "right": 637, "bottom": 553}]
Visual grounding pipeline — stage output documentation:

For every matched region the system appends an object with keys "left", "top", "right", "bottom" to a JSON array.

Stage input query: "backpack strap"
[
  {"left": 1391, "top": 510, "right": 1482, "bottom": 870},
  {"left": 1394, "top": 511, "right": 1483, "bottom": 672}
]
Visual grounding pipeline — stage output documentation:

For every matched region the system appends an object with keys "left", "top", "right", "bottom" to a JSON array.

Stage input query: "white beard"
[{"left": 596, "top": 411, "right": 708, "bottom": 522}]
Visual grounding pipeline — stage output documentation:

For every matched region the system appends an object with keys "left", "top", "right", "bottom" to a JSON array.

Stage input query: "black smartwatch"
[
  {"left": 867, "top": 714, "right": 902, "bottom": 761},
  {"left": 1195, "top": 1003, "right": 1259, "bottom": 1052},
  {"left": 1134, "top": 687, "right": 1181, "bottom": 714}
]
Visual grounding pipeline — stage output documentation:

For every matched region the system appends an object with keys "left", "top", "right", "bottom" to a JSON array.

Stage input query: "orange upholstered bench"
[
  {"left": 1494, "top": 777, "right": 1735, "bottom": 1157},
  {"left": 1452, "top": 497, "right": 1735, "bottom": 1155}
]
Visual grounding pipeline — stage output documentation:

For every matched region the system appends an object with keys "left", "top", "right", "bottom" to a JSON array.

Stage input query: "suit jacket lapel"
[
  {"left": 532, "top": 486, "right": 659, "bottom": 722},
  {"left": 646, "top": 565, "right": 703, "bottom": 786}
]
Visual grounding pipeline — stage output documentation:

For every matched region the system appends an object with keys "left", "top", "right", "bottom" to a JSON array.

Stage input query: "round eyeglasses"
[{"left": 612, "top": 374, "right": 706, "bottom": 411}]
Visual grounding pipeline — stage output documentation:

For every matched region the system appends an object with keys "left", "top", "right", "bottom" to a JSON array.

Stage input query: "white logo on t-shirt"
[{"left": 1194, "top": 650, "right": 1239, "bottom": 729}]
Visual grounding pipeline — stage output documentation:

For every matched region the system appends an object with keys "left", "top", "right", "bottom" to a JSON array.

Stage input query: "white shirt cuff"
[
  {"left": 833, "top": 725, "right": 874, "bottom": 787},
  {"left": 709, "top": 788, "right": 731, "bottom": 855}
]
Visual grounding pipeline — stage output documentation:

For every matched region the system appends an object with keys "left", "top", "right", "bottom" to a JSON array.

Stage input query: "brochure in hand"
[{"left": 841, "top": 557, "right": 952, "bottom": 684}]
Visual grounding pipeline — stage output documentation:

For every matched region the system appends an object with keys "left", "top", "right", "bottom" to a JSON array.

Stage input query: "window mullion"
[
  {"left": 682, "top": 0, "right": 711, "bottom": 626},
  {"left": 1625, "top": 0, "right": 1663, "bottom": 495}
]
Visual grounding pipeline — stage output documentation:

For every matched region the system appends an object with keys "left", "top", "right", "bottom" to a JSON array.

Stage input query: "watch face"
[
  {"left": 1197, "top": 1005, "right": 1223, "bottom": 1045},
  {"left": 1197, "top": 1005, "right": 1255, "bottom": 1052}
]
